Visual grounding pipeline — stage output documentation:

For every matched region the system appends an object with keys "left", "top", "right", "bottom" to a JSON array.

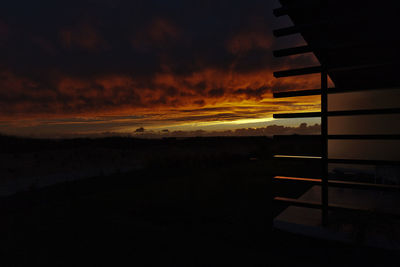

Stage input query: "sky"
[{"left": 0, "top": 0, "right": 324, "bottom": 138}]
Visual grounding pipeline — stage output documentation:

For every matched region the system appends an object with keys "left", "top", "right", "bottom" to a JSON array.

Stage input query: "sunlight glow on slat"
[{"left": 274, "top": 155, "right": 322, "bottom": 159}]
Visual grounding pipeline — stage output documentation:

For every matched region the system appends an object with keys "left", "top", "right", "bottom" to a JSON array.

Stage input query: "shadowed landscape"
[
  {"left": 2, "top": 0, "right": 400, "bottom": 265},
  {"left": 0, "top": 135, "right": 398, "bottom": 266}
]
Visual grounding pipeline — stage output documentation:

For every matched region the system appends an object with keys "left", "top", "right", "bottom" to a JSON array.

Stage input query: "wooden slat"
[
  {"left": 328, "top": 134, "right": 400, "bottom": 140},
  {"left": 273, "top": 88, "right": 323, "bottom": 98},
  {"left": 273, "top": 1, "right": 322, "bottom": 17},
  {"left": 273, "top": 25, "right": 301, "bottom": 37},
  {"left": 329, "top": 180, "right": 400, "bottom": 192},
  {"left": 274, "top": 62, "right": 395, "bottom": 79},
  {"left": 274, "top": 176, "right": 321, "bottom": 185},
  {"left": 273, "top": 86, "right": 400, "bottom": 98},
  {"left": 273, "top": 45, "right": 313, "bottom": 57},
  {"left": 274, "top": 155, "right": 400, "bottom": 166},
  {"left": 274, "top": 197, "right": 400, "bottom": 218},
  {"left": 274, "top": 155, "right": 321, "bottom": 160},
  {"left": 273, "top": 66, "right": 322, "bottom": 78},
  {"left": 273, "top": 112, "right": 321, "bottom": 118},
  {"left": 329, "top": 108, "right": 400, "bottom": 116},
  {"left": 273, "top": 134, "right": 400, "bottom": 140},
  {"left": 273, "top": 107, "right": 400, "bottom": 118},
  {"left": 273, "top": 7, "right": 289, "bottom": 17},
  {"left": 274, "top": 176, "right": 400, "bottom": 192},
  {"left": 328, "top": 158, "right": 400, "bottom": 166},
  {"left": 273, "top": 21, "right": 327, "bottom": 37}
]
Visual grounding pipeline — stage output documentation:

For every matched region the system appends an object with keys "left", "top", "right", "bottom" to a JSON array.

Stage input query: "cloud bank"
[{"left": 0, "top": 0, "right": 321, "bottom": 137}]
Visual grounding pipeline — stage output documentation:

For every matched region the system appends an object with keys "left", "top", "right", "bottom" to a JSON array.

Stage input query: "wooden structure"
[{"left": 272, "top": 0, "right": 400, "bottom": 247}]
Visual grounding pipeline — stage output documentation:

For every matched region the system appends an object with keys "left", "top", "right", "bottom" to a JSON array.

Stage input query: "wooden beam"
[
  {"left": 273, "top": 108, "right": 400, "bottom": 118},
  {"left": 274, "top": 176, "right": 400, "bottom": 192},
  {"left": 273, "top": 22, "right": 327, "bottom": 37},
  {"left": 274, "top": 154, "right": 400, "bottom": 166},
  {"left": 273, "top": 45, "right": 313, "bottom": 57},
  {"left": 273, "top": 86, "right": 400, "bottom": 98},
  {"left": 273, "top": 7, "right": 289, "bottom": 17},
  {"left": 273, "top": 66, "right": 322, "bottom": 78},
  {"left": 328, "top": 134, "right": 400, "bottom": 140},
  {"left": 274, "top": 197, "right": 400, "bottom": 219},
  {"left": 273, "top": 112, "right": 321, "bottom": 118},
  {"left": 328, "top": 158, "right": 400, "bottom": 166},
  {"left": 273, "top": 88, "right": 323, "bottom": 98}
]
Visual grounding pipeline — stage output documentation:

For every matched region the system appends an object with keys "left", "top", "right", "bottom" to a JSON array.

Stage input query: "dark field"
[{"left": 0, "top": 136, "right": 397, "bottom": 266}]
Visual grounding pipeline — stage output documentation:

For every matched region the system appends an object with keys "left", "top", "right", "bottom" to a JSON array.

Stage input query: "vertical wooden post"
[{"left": 321, "top": 67, "right": 329, "bottom": 226}]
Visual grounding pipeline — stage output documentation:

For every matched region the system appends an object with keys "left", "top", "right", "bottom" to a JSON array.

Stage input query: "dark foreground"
[{"left": 0, "top": 136, "right": 398, "bottom": 266}]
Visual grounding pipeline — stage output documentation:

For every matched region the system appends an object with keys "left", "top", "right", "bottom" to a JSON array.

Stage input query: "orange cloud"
[
  {"left": 227, "top": 32, "right": 271, "bottom": 54},
  {"left": 0, "top": 64, "right": 322, "bottom": 121}
]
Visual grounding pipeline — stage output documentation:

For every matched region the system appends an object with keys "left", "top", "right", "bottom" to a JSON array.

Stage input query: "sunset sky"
[{"left": 0, "top": 0, "right": 326, "bottom": 138}]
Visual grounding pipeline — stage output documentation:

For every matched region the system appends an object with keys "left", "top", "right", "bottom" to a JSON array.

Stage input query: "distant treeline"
[{"left": 0, "top": 134, "right": 277, "bottom": 153}]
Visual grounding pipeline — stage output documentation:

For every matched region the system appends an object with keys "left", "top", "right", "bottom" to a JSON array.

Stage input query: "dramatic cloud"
[{"left": 0, "top": 0, "right": 322, "bottom": 136}]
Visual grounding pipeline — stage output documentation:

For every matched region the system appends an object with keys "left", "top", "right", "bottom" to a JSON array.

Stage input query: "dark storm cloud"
[
  {"left": 0, "top": 0, "right": 300, "bottom": 118},
  {"left": 1, "top": 0, "right": 278, "bottom": 77}
]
